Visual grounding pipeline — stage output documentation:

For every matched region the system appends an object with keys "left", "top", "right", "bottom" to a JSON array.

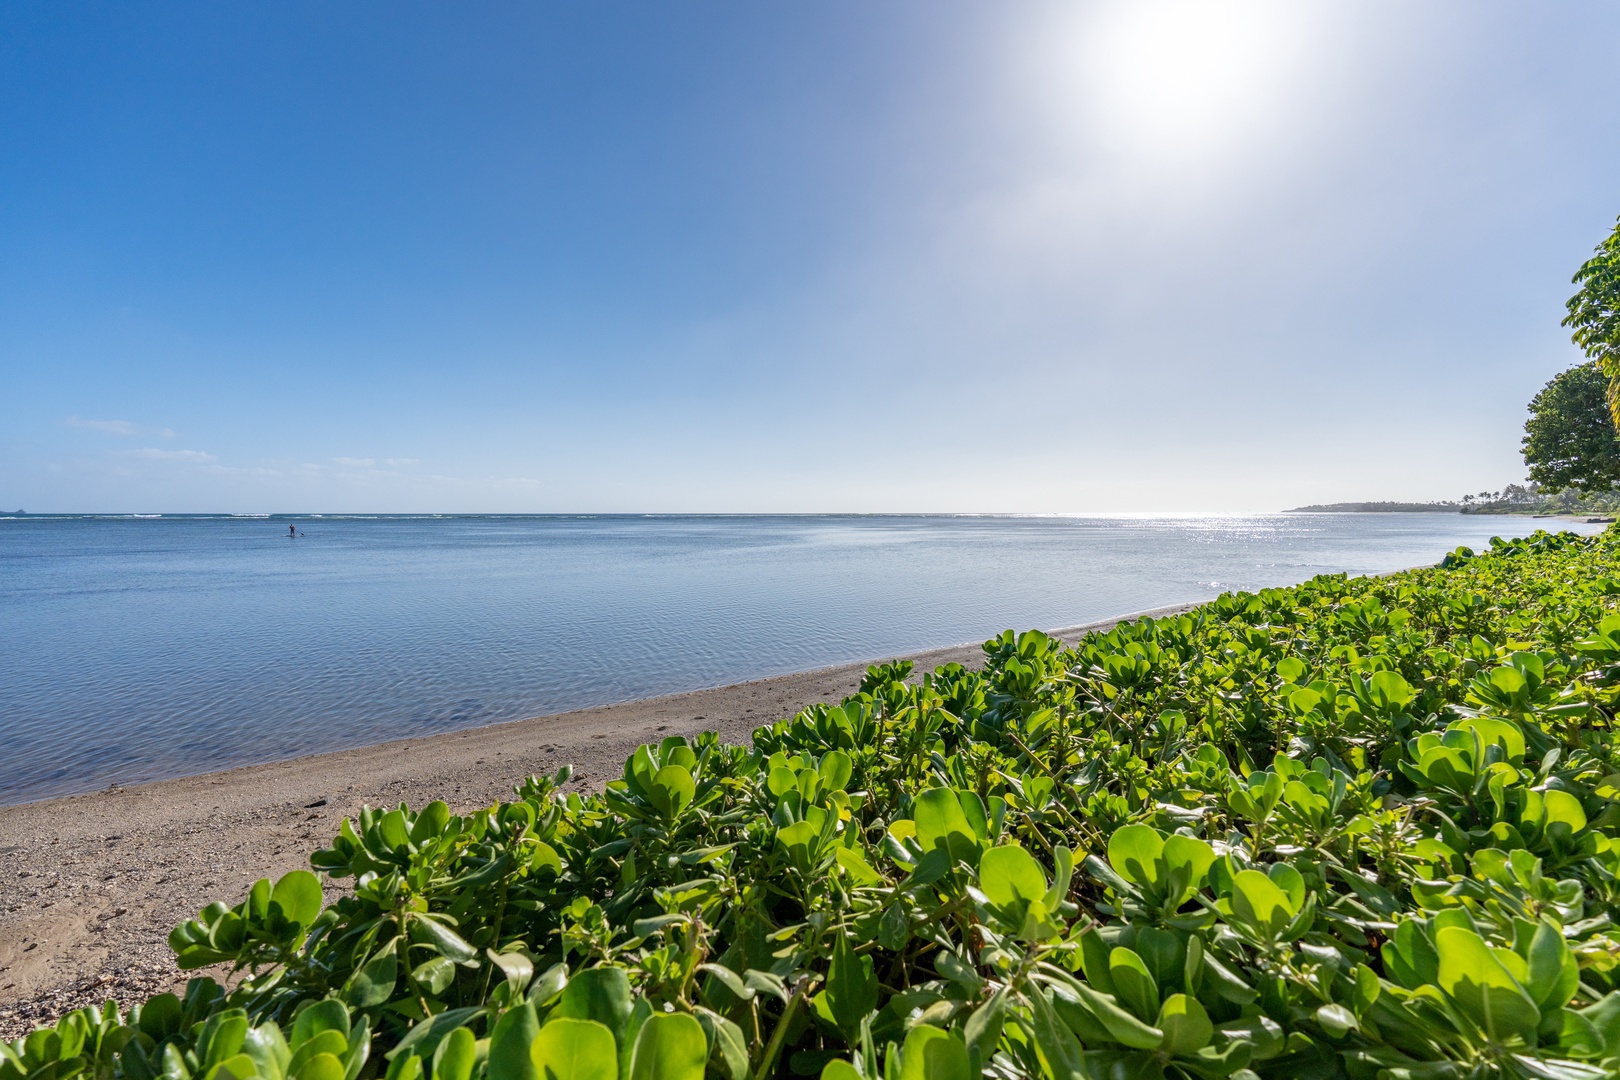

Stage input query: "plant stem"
[{"left": 752, "top": 976, "right": 814, "bottom": 1080}]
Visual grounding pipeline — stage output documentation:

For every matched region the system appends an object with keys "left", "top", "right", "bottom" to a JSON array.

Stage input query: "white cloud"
[
  {"left": 384, "top": 458, "right": 419, "bottom": 467},
  {"left": 121, "top": 448, "right": 215, "bottom": 462},
  {"left": 333, "top": 457, "right": 376, "bottom": 467},
  {"left": 67, "top": 417, "right": 177, "bottom": 438}
]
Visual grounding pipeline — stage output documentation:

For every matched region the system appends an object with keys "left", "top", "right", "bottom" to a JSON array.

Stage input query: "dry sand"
[{"left": 0, "top": 605, "right": 1193, "bottom": 1039}]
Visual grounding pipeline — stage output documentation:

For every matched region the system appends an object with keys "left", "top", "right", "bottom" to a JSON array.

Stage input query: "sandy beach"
[{"left": 0, "top": 604, "right": 1193, "bottom": 1039}]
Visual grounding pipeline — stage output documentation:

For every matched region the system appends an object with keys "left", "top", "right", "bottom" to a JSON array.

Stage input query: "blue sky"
[{"left": 2, "top": 1, "right": 1618, "bottom": 513}]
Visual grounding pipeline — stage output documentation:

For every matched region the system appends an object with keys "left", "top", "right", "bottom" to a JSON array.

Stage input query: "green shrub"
[{"left": 11, "top": 527, "right": 1620, "bottom": 1080}]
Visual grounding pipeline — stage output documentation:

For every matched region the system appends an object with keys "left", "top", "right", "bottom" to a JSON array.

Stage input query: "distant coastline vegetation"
[
  {"left": 1286, "top": 500, "right": 1460, "bottom": 513},
  {"left": 1287, "top": 485, "right": 1620, "bottom": 517}
]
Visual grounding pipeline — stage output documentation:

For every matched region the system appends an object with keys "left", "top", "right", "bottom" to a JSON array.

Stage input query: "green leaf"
[
  {"left": 1265, "top": 863, "right": 1306, "bottom": 913},
  {"left": 531, "top": 1019, "right": 617, "bottom": 1080},
  {"left": 528, "top": 963, "right": 569, "bottom": 1005},
  {"left": 528, "top": 841, "right": 563, "bottom": 877},
  {"left": 1156, "top": 995, "right": 1213, "bottom": 1054},
  {"left": 433, "top": 1029, "right": 476, "bottom": 1080},
  {"left": 1046, "top": 981, "right": 1117, "bottom": 1048},
  {"left": 1434, "top": 926, "right": 1542, "bottom": 1042},
  {"left": 914, "top": 788, "right": 979, "bottom": 868},
  {"left": 271, "top": 872, "right": 323, "bottom": 928},
  {"left": 1025, "top": 988, "right": 1084, "bottom": 1080},
  {"left": 206, "top": 1054, "right": 257, "bottom": 1080},
  {"left": 814, "top": 937, "right": 879, "bottom": 1042},
  {"left": 242, "top": 1025, "right": 290, "bottom": 1080},
  {"left": 1076, "top": 927, "right": 1115, "bottom": 995},
  {"left": 414, "top": 918, "right": 478, "bottom": 964},
  {"left": 487, "top": 1004, "right": 541, "bottom": 1080},
  {"left": 627, "top": 1014, "right": 706, "bottom": 1080},
  {"left": 199, "top": 1013, "right": 250, "bottom": 1068},
  {"left": 1382, "top": 919, "right": 1440, "bottom": 989},
  {"left": 648, "top": 765, "right": 695, "bottom": 820},
  {"left": 877, "top": 904, "right": 909, "bottom": 952},
  {"left": 1368, "top": 669, "right": 1414, "bottom": 709},
  {"left": 743, "top": 970, "right": 789, "bottom": 1002},
  {"left": 698, "top": 963, "right": 752, "bottom": 1003},
  {"left": 897, "top": 1027, "right": 968, "bottom": 1080},
  {"left": 933, "top": 951, "right": 983, "bottom": 994},
  {"left": 376, "top": 810, "right": 411, "bottom": 851},
  {"left": 1314, "top": 1004, "right": 1358, "bottom": 1039},
  {"left": 1106, "top": 825, "right": 1163, "bottom": 890},
  {"left": 1230, "top": 870, "right": 1293, "bottom": 937},
  {"left": 293, "top": 1055, "right": 345, "bottom": 1080},
  {"left": 1068, "top": 981, "right": 1164, "bottom": 1050},
  {"left": 632, "top": 914, "right": 686, "bottom": 939},
  {"left": 292, "top": 1001, "right": 350, "bottom": 1048},
  {"left": 767, "top": 766, "right": 797, "bottom": 798},
  {"left": 692, "top": 1009, "right": 748, "bottom": 1080},
  {"left": 1544, "top": 789, "right": 1589, "bottom": 832},
  {"left": 385, "top": 1009, "right": 482, "bottom": 1063},
  {"left": 554, "top": 969, "right": 634, "bottom": 1054},
  {"left": 1132, "top": 927, "right": 1182, "bottom": 994},
  {"left": 978, "top": 844, "right": 1047, "bottom": 908},
  {"left": 776, "top": 820, "right": 819, "bottom": 872},
  {"left": 409, "top": 801, "right": 451, "bottom": 846},
  {"left": 138, "top": 994, "right": 183, "bottom": 1041},
  {"left": 1543, "top": 1009, "right": 1605, "bottom": 1058},
  {"left": 820, "top": 1063, "right": 862, "bottom": 1080},
  {"left": 1454, "top": 716, "right": 1526, "bottom": 762},
  {"left": 964, "top": 989, "right": 1009, "bottom": 1063},
  {"left": 487, "top": 951, "right": 535, "bottom": 996},
  {"left": 958, "top": 790, "right": 988, "bottom": 842},
  {"left": 1217, "top": 1017, "right": 1284, "bottom": 1062},
  {"left": 412, "top": 958, "right": 456, "bottom": 997},
  {"left": 1043, "top": 845, "right": 1074, "bottom": 911},
  {"left": 818, "top": 751, "right": 853, "bottom": 792},
  {"left": 1577, "top": 992, "right": 1620, "bottom": 1058},
  {"left": 346, "top": 950, "right": 398, "bottom": 1009},
  {"left": 833, "top": 846, "right": 882, "bottom": 887},
  {"left": 1192, "top": 952, "right": 1250, "bottom": 1003},
  {"left": 1161, "top": 835, "right": 1216, "bottom": 891},
  {"left": 1527, "top": 919, "right": 1580, "bottom": 1012},
  {"left": 1107, "top": 948, "right": 1159, "bottom": 1021}
]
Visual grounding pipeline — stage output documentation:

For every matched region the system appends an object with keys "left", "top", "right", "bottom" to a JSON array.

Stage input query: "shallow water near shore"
[{"left": 0, "top": 512, "right": 1595, "bottom": 804}]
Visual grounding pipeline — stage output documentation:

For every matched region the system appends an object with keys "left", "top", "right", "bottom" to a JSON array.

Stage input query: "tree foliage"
[
  {"left": 1563, "top": 215, "right": 1620, "bottom": 425},
  {"left": 1522, "top": 362, "right": 1620, "bottom": 494}
]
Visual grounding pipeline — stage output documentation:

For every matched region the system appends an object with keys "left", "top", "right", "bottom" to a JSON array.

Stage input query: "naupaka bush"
[{"left": 11, "top": 528, "right": 1620, "bottom": 1080}]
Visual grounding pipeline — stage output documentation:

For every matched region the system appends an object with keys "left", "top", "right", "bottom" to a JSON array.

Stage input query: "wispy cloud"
[
  {"left": 67, "top": 416, "right": 177, "bottom": 438},
  {"left": 385, "top": 458, "right": 419, "bottom": 467},
  {"left": 121, "top": 447, "right": 215, "bottom": 462},
  {"left": 333, "top": 457, "right": 376, "bottom": 467}
]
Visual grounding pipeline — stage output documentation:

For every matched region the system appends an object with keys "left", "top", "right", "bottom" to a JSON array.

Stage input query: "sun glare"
[{"left": 1059, "top": 0, "right": 1321, "bottom": 169}]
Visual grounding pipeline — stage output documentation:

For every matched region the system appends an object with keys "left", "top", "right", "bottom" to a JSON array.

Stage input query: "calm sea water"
[{"left": 0, "top": 513, "right": 1595, "bottom": 805}]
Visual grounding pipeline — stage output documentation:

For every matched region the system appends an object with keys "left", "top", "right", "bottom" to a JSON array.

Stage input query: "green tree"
[
  {"left": 1563, "top": 214, "right": 1620, "bottom": 424},
  {"left": 1522, "top": 362, "right": 1620, "bottom": 493}
]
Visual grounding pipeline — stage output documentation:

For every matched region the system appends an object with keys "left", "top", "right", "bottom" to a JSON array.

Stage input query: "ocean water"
[{"left": 0, "top": 512, "right": 1597, "bottom": 805}]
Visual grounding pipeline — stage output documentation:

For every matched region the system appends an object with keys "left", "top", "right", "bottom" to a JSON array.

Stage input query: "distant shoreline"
[
  {"left": 1284, "top": 502, "right": 1461, "bottom": 513},
  {"left": 1286, "top": 502, "right": 1614, "bottom": 521}
]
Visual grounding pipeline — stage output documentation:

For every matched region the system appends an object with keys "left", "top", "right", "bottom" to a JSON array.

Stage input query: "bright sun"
[{"left": 1059, "top": 0, "right": 1322, "bottom": 168}]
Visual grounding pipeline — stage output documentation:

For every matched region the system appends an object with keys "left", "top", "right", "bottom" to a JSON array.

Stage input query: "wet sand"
[{"left": 0, "top": 604, "right": 1193, "bottom": 1038}]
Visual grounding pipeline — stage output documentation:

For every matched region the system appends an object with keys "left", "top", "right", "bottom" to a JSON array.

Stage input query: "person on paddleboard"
[{"left": 289, "top": 524, "right": 296, "bottom": 538}]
